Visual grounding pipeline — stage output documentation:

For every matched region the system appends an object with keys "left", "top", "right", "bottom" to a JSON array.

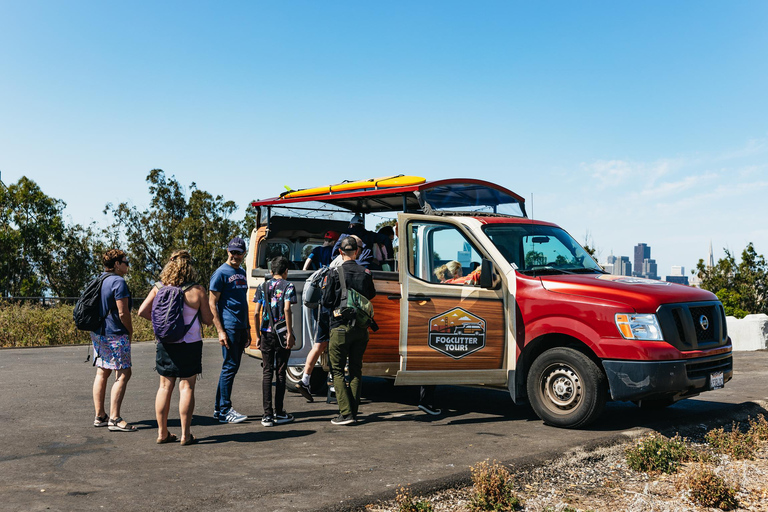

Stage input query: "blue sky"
[{"left": 1, "top": 1, "right": 767, "bottom": 277}]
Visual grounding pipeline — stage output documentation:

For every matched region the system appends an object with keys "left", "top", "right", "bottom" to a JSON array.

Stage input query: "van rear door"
[{"left": 395, "top": 214, "right": 507, "bottom": 386}]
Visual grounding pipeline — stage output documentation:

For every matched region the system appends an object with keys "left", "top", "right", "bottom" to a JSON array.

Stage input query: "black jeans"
[{"left": 260, "top": 331, "right": 291, "bottom": 416}]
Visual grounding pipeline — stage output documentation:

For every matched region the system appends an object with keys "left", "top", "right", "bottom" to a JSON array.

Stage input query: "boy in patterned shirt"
[{"left": 254, "top": 256, "right": 297, "bottom": 426}]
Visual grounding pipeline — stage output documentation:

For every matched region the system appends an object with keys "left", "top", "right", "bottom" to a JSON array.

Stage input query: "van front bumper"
[{"left": 602, "top": 352, "right": 733, "bottom": 402}]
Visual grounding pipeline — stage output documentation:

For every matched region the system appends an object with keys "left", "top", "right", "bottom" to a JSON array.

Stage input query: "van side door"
[{"left": 395, "top": 214, "right": 507, "bottom": 386}]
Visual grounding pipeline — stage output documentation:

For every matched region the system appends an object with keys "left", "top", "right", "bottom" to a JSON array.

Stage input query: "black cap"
[
  {"left": 340, "top": 237, "right": 358, "bottom": 252},
  {"left": 227, "top": 237, "right": 246, "bottom": 252}
]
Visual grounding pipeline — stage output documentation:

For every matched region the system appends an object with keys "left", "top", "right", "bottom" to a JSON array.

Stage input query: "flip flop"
[
  {"left": 156, "top": 433, "right": 178, "bottom": 444},
  {"left": 108, "top": 416, "right": 138, "bottom": 432},
  {"left": 180, "top": 435, "right": 198, "bottom": 446}
]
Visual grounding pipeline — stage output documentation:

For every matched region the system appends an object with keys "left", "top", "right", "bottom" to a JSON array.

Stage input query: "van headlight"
[{"left": 615, "top": 313, "right": 663, "bottom": 341}]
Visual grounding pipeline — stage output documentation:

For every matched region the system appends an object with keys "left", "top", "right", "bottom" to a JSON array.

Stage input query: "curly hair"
[
  {"left": 103, "top": 249, "right": 126, "bottom": 270},
  {"left": 159, "top": 250, "right": 198, "bottom": 286},
  {"left": 446, "top": 260, "right": 463, "bottom": 278}
]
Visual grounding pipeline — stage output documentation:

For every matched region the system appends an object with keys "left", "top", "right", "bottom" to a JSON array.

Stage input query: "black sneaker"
[
  {"left": 261, "top": 414, "right": 275, "bottom": 427},
  {"left": 296, "top": 381, "right": 314, "bottom": 403},
  {"left": 274, "top": 411, "right": 294, "bottom": 425},
  {"left": 418, "top": 404, "right": 442, "bottom": 416},
  {"left": 330, "top": 414, "right": 356, "bottom": 426}
]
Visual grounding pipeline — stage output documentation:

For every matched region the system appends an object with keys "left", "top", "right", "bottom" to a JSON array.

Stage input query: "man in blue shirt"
[{"left": 209, "top": 236, "right": 251, "bottom": 424}]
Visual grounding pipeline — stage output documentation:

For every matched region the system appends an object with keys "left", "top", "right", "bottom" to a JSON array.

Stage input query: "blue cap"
[{"left": 227, "top": 237, "right": 246, "bottom": 252}]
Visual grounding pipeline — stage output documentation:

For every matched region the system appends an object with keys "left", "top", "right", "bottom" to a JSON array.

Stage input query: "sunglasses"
[
  {"left": 120, "top": 259, "right": 130, "bottom": 266},
  {"left": 229, "top": 250, "right": 244, "bottom": 256}
]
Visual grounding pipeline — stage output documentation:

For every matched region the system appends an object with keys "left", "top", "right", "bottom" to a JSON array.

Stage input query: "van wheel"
[
  {"left": 286, "top": 366, "right": 328, "bottom": 395},
  {"left": 527, "top": 347, "right": 607, "bottom": 429}
]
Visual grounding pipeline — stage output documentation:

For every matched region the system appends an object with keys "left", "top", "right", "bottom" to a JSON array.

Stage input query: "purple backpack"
[{"left": 151, "top": 283, "right": 199, "bottom": 343}]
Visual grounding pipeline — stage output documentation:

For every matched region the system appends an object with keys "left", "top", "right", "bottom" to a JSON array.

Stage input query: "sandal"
[
  {"left": 93, "top": 414, "right": 109, "bottom": 427},
  {"left": 156, "top": 432, "right": 178, "bottom": 444},
  {"left": 108, "top": 416, "right": 138, "bottom": 432},
  {"left": 180, "top": 435, "right": 198, "bottom": 446}
]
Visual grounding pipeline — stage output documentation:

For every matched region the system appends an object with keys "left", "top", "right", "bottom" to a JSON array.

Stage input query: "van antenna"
[{"left": 530, "top": 193, "right": 533, "bottom": 220}]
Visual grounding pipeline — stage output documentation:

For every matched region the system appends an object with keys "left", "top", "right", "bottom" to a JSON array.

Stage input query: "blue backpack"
[{"left": 151, "top": 282, "right": 199, "bottom": 343}]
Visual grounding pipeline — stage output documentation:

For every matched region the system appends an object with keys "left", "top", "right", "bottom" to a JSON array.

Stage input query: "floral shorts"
[{"left": 91, "top": 333, "right": 132, "bottom": 370}]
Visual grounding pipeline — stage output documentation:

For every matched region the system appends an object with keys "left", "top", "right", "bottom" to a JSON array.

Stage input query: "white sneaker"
[
  {"left": 274, "top": 411, "right": 294, "bottom": 425},
  {"left": 219, "top": 409, "right": 247, "bottom": 424}
]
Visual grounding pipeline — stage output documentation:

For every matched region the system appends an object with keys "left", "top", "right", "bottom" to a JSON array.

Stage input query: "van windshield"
[{"left": 482, "top": 224, "right": 604, "bottom": 275}]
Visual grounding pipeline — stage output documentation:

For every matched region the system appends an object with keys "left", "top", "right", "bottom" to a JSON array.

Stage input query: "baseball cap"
[
  {"left": 340, "top": 236, "right": 359, "bottom": 252},
  {"left": 324, "top": 230, "right": 341, "bottom": 241},
  {"left": 350, "top": 214, "right": 364, "bottom": 224},
  {"left": 227, "top": 236, "right": 246, "bottom": 253}
]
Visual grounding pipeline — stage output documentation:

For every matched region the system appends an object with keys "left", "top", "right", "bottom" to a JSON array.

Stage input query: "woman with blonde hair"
[
  {"left": 139, "top": 250, "right": 213, "bottom": 445},
  {"left": 445, "top": 261, "right": 463, "bottom": 280}
]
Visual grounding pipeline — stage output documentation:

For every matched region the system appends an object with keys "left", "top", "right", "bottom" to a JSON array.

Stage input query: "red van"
[{"left": 245, "top": 177, "right": 732, "bottom": 428}]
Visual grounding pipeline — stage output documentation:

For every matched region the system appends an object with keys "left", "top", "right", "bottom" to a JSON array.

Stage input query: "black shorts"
[{"left": 155, "top": 340, "right": 203, "bottom": 378}]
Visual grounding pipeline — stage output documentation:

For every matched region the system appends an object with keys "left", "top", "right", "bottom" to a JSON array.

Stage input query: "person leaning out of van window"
[
  {"left": 91, "top": 249, "right": 136, "bottom": 432},
  {"left": 138, "top": 250, "right": 214, "bottom": 446}
]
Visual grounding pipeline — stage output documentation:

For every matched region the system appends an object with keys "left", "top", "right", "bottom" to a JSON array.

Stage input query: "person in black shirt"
[{"left": 322, "top": 236, "right": 376, "bottom": 425}]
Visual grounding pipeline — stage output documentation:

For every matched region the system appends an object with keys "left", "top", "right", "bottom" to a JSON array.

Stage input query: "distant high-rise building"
[
  {"left": 633, "top": 243, "right": 650, "bottom": 277},
  {"left": 670, "top": 265, "right": 684, "bottom": 276},
  {"left": 666, "top": 275, "right": 689, "bottom": 285},
  {"left": 642, "top": 258, "right": 659, "bottom": 280},
  {"left": 617, "top": 256, "right": 632, "bottom": 276},
  {"left": 606, "top": 254, "right": 617, "bottom": 265},
  {"left": 708, "top": 241, "right": 714, "bottom": 268}
]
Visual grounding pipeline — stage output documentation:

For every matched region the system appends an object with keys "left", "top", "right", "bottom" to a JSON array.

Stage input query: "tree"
[
  {"left": 696, "top": 243, "right": 768, "bottom": 318},
  {"left": 0, "top": 177, "right": 102, "bottom": 297},
  {"left": 105, "top": 169, "right": 241, "bottom": 296}
]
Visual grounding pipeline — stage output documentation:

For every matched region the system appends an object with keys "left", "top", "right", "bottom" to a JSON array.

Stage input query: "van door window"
[{"left": 408, "top": 222, "right": 483, "bottom": 285}]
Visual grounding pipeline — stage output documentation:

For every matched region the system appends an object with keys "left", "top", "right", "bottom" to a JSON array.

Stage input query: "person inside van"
[
  {"left": 303, "top": 230, "right": 340, "bottom": 270},
  {"left": 332, "top": 214, "right": 390, "bottom": 270}
]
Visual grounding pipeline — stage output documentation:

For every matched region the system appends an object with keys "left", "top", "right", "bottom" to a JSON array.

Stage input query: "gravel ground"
[{"left": 365, "top": 428, "right": 768, "bottom": 512}]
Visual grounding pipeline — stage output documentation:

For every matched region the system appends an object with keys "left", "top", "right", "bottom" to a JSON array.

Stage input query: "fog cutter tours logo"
[{"left": 428, "top": 307, "right": 486, "bottom": 359}]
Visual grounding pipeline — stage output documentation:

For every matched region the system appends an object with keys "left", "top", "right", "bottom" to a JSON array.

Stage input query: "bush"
[
  {"left": 0, "top": 302, "right": 216, "bottom": 347},
  {"left": 747, "top": 414, "right": 768, "bottom": 442},
  {"left": 469, "top": 459, "right": 522, "bottom": 511},
  {"left": 625, "top": 433, "right": 697, "bottom": 474},
  {"left": 685, "top": 468, "right": 739, "bottom": 510},
  {"left": 706, "top": 422, "right": 757, "bottom": 460},
  {"left": 395, "top": 486, "right": 434, "bottom": 512}
]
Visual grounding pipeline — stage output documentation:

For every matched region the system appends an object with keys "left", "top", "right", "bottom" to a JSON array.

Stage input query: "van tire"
[
  {"left": 527, "top": 347, "right": 607, "bottom": 429},
  {"left": 286, "top": 366, "right": 328, "bottom": 395}
]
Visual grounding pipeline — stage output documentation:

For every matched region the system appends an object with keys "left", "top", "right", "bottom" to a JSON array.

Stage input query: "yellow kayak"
[{"left": 281, "top": 175, "right": 426, "bottom": 199}]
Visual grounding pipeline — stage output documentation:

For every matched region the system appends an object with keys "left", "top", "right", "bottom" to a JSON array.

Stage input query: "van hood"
[{"left": 539, "top": 273, "right": 718, "bottom": 312}]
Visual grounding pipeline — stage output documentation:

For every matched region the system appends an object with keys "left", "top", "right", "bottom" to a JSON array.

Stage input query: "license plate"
[{"left": 710, "top": 371, "right": 724, "bottom": 390}]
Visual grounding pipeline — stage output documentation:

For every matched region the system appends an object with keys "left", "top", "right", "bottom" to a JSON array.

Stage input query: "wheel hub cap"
[{"left": 543, "top": 366, "right": 582, "bottom": 410}]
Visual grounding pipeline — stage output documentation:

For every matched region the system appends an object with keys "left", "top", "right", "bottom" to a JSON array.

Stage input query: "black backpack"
[{"left": 73, "top": 274, "right": 110, "bottom": 332}]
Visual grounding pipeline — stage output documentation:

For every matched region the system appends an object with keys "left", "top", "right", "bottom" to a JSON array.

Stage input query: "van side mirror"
[{"left": 479, "top": 259, "right": 497, "bottom": 289}]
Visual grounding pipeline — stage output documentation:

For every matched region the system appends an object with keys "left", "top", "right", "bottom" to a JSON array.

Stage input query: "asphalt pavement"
[{"left": 0, "top": 342, "right": 766, "bottom": 512}]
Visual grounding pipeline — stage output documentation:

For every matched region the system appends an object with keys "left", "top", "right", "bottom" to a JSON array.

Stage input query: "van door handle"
[
  {"left": 407, "top": 296, "right": 431, "bottom": 302},
  {"left": 387, "top": 295, "right": 401, "bottom": 300}
]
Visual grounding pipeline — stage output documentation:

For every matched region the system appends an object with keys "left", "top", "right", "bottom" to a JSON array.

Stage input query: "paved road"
[{"left": 0, "top": 342, "right": 766, "bottom": 512}]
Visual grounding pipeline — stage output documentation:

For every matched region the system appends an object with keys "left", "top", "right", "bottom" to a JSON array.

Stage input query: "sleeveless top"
[{"left": 181, "top": 301, "right": 203, "bottom": 343}]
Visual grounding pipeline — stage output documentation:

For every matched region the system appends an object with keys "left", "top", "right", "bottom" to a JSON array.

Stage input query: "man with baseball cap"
[
  {"left": 209, "top": 236, "right": 251, "bottom": 423},
  {"left": 302, "top": 230, "right": 340, "bottom": 270},
  {"left": 322, "top": 236, "right": 376, "bottom": 425}
]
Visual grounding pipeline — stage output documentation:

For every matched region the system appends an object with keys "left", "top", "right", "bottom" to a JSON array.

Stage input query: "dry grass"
[{"left": 0, "top": 302, "right": 216, "bottom": 347}]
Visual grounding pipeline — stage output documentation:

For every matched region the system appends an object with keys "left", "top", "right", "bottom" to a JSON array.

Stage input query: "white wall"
[{"left": 727, "top": 314, "right": 768, "bottom": 351}]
